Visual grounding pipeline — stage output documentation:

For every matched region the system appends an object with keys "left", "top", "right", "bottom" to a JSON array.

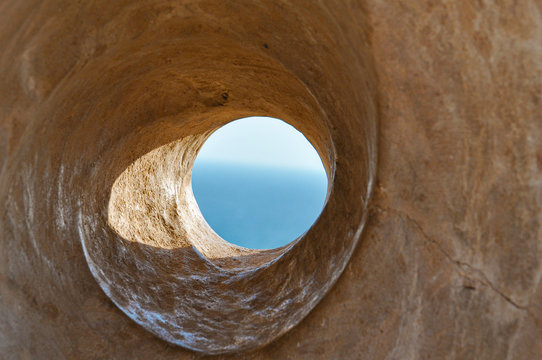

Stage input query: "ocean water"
[{"left": 191, "top": 161, "right": 328, "bottom": 249}]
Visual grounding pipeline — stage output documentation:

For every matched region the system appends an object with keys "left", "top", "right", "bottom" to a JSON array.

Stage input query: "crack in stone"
[{"left": 372, "top": 205, "right": 536, "bottom": 318}]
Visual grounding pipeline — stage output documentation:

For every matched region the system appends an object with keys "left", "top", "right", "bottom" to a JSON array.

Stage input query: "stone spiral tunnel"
[{"left": 1, "top": 1, "right": 542, "bottom": 359}]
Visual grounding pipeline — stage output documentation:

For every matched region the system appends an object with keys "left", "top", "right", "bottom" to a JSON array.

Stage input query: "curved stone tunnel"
[{"left": 1, "top": 1, "right": 541, "bottom": 359}]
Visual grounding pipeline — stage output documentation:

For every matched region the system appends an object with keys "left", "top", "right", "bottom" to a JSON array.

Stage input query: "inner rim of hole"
[{"left": 188, "top": 116, "right": 331, "bottom": 254}]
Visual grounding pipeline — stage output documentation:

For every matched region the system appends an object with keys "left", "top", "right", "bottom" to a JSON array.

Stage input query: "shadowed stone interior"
[
  {"left": 0, "top": 0, "right": 376, "bottom": 355},
  {"left": 83, "top": 34, "right": 374, "bottom": 352},
  {"left": 103, "top": 109, "right": 340, "bottom": 351},
  {"left": 2, "top": 0, "right": 541, "bottom": 359}
]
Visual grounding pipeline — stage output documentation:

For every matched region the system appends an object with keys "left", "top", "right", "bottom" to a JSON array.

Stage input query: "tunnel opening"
[{"left": 190, "top": 116, "right": 328, "bottom": 249}]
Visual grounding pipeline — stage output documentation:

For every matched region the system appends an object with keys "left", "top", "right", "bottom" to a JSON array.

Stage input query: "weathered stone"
[{"left": 0, "top": 1, "right": 540, "bottom": 359}]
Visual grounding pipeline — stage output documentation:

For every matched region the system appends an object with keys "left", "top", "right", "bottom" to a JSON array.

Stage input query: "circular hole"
[{"left": 191, "top": 116, "right": 328, "bottom": 249}]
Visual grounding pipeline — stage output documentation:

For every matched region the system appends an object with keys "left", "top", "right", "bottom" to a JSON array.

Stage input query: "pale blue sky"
[{"left": 195, "top": 117, "right": 325, "bottom": 172}]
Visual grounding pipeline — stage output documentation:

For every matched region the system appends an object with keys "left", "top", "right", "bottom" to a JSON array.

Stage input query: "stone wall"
[{"left": 1, "top": 1, "right": 541, "bottom": 359}]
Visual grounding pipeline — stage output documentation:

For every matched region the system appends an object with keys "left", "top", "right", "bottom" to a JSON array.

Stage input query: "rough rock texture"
[{"left": 0, "top": 0, "right": 541, "bottom": 359}]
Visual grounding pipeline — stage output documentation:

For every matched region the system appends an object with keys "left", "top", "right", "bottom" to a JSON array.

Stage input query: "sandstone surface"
[{"left": 0, "top": 1, "right": 541, "bottom": 359}]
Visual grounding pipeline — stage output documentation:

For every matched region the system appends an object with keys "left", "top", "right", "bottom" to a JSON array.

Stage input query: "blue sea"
[{"left": 191, "top": 161, "right": 328, "bottom": 249}]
